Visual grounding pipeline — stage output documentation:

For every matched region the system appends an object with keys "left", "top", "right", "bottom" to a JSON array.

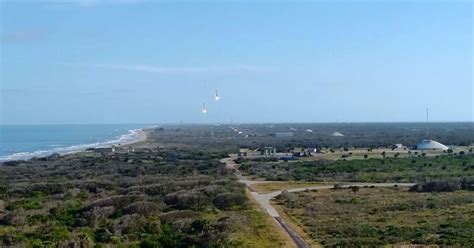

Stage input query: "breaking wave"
[{"left": 0, "top": 129, "right": 143, "bottom": 162}]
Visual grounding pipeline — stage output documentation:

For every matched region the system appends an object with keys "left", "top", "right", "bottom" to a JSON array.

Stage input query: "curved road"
[{"left": 222, "top": 155, "right": 416, "bottom": 248}]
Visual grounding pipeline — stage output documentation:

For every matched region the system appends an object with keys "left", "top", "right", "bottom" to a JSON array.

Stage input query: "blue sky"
[{"left": 1, "top": 0, "right": 472, "bottom": 124}]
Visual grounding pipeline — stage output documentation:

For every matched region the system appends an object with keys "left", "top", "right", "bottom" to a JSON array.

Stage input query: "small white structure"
[
  {"left": 416, "top": 139, "right": 448, "bottom": 150},
  {"left": 331, "top": 132, "right": 344, "bottom": 137},
  {"left": 261, "top": 147, "right": 277, "bottom": 156}
]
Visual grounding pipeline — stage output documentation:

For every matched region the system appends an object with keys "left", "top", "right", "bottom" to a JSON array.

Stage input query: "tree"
[
  {"left": 351, "top": 186, "right": 360, "bottom": 194},
  {"left": 364, "top": 154, "right": 368, "bottom": 160},
  {"left": 0, "top": 183, "right": 8, "bottom": 198},
  {"left": 333, "top": 184, "right": 343, "bottom": 190}
]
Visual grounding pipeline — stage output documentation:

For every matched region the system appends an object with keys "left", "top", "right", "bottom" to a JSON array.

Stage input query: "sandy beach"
[{"left": 118, "top": 129, "right": 148, "bottom": 146}]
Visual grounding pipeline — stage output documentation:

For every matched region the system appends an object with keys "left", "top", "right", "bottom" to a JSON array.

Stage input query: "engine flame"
[
  {"left": 202, "top": 103, "right": 207, "bottom": 114},
  {"left": 215, "top": 89, "right": 220, "bottom": 101}
]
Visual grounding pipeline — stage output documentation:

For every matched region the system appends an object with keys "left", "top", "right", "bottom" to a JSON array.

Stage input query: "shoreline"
[
  {"left": 117, "top": 129, "right": 148, "bottom": 147},
  {"left": 0, "top": 128, "right": 149, "bottom": 162}
]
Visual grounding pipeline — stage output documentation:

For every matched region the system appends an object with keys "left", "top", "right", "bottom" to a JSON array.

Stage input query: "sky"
[{"left": 0, "top": 0, "right": 472, "bottom": 124}]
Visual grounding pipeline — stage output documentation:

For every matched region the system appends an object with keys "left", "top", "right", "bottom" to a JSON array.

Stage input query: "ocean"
[{"left": 0, "top": 124, "right": 153, "bottom": 162}]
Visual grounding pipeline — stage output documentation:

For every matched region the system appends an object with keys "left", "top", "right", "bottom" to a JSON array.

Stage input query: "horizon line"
[{"left": 1, "top": 121, "right": 474, "bottom": 126}]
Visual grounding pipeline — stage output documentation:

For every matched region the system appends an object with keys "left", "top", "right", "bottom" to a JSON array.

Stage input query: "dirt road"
[{"left": 221, "top": 155, "right": 415, "bottom": 248}]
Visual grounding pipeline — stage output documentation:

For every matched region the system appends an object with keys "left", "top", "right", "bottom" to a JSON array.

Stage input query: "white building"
[
  {"left": 331, "top": 132, "right": 344, "bottom": 137},
  {"left": 416, "top": 139, "right": 448, "bottom": 150}
]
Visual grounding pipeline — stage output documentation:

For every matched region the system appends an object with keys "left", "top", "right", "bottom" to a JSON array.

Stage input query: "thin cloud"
[
  {"left": 0, "top": 29, "right": 50, "bottom": 43},
  {"left": 1, "top": 88, "right": 30, "bottom": 94},
  {"left": 91, "top": 63, "right": 273, "bottom": 74},
  {"left": 42, "top": 0, "right": 149, "bottom": 8},
  {"left": 0, "top": 87, "right": 130, "bottom": 96}
]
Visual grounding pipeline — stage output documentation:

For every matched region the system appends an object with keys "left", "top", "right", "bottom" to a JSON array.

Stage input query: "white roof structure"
[
  {"left": 331, "top": 132, "right": 344, "bottom": 137},
  {"left": 416, "top": 139, "right": 448, "bottom": 150}
]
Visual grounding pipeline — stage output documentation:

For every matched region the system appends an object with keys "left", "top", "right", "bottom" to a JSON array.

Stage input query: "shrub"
[
  {"left": 122, "top": 201, "right": 162, "bottom": 215},
  {"left": 333, "top": 184, "right": 344, "bottom": 189},
  {"left": 82, "top": 206, "right": 116, "bottom": 225},
  {"left": 83, "top": 195, "right": 144, "bottom": 211},
  {"left": 159, "top": 210, "right": 199, "bottom": 224},
  {"left": 77, "top": 180, "right": 116, "bottom": 193},
  {"left": 213, "top": 193, "right": 247, "bottom": 210},
  {"left": 1, "top": 208, "right": 27, "bottom": 226},
  {"left": 461, "top": 177, "right": 474, "bottom": 191},
  {"left": 27, "top": 182, "right": 68, "bottom": 195},
  {"left": 112, "top": 214, "right": 160, "bottom": 234},
  {"left": 164, "top": 192, "right": 209, "bottom": 210},
  {"left": 6, "top": 193, "right": 44, "bottom": 210},
  {"left": 351, "top": 186, "right": 360, "bottom": 193},
  {"left": 52, "top": 199, "right": 83, "bottom": 226},
  {"left": 409, "top": 180, "right": 462, "bottom": 192},
  {"left": 0, "top": 183, "right": 8, "bottom": 197}
]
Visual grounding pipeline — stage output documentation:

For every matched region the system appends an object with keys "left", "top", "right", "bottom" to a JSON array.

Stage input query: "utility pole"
[{"left": 426, "top": 108, "right": 429, "bottom": 138}]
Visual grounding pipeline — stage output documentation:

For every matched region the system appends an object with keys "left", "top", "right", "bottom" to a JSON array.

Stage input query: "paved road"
[{"left": 221, "top": 155, "right": 416, "bottom": 248}]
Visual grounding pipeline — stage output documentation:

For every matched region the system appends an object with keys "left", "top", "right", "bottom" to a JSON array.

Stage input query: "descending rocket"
[
  {"left": 215, "top": 89, "right": 220, "bottom": 101},
  {"left": 202, "top": 103, "right": 207, "bottom": 114}
]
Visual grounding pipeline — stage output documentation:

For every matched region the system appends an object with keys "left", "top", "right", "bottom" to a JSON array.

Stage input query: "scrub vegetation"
[
  {"left": 0, "top": 123, "right": 473, "bottom": 247},
  {"left": 238, "top": 154, "right": 474, "bottom": 183},
  {"left": 0, "top": 128, "right": 287, "bottom": 247},
  {"left": 273, "top": 186, "right": 474, "bottom": 247}
]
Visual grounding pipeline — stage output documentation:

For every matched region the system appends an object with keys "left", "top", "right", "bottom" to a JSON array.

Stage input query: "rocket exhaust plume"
[
  {"left": 202, "top": 103, "right": 207, "bottom": 114},
  {"left": 215, "top": 89, "right": 220, "bottom": 101}
]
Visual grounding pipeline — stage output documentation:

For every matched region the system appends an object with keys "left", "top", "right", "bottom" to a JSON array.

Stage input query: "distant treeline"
[
  {"left": 151, "top": 122, "right": 474, "bottom": 150},
  {"left": 239, "top": 153, "right": 474, "bottom": 183}
]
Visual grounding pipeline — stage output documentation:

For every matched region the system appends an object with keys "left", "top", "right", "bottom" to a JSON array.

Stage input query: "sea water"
[{"left": 0, "top": 124, "right": 153, "bottom": 161}]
